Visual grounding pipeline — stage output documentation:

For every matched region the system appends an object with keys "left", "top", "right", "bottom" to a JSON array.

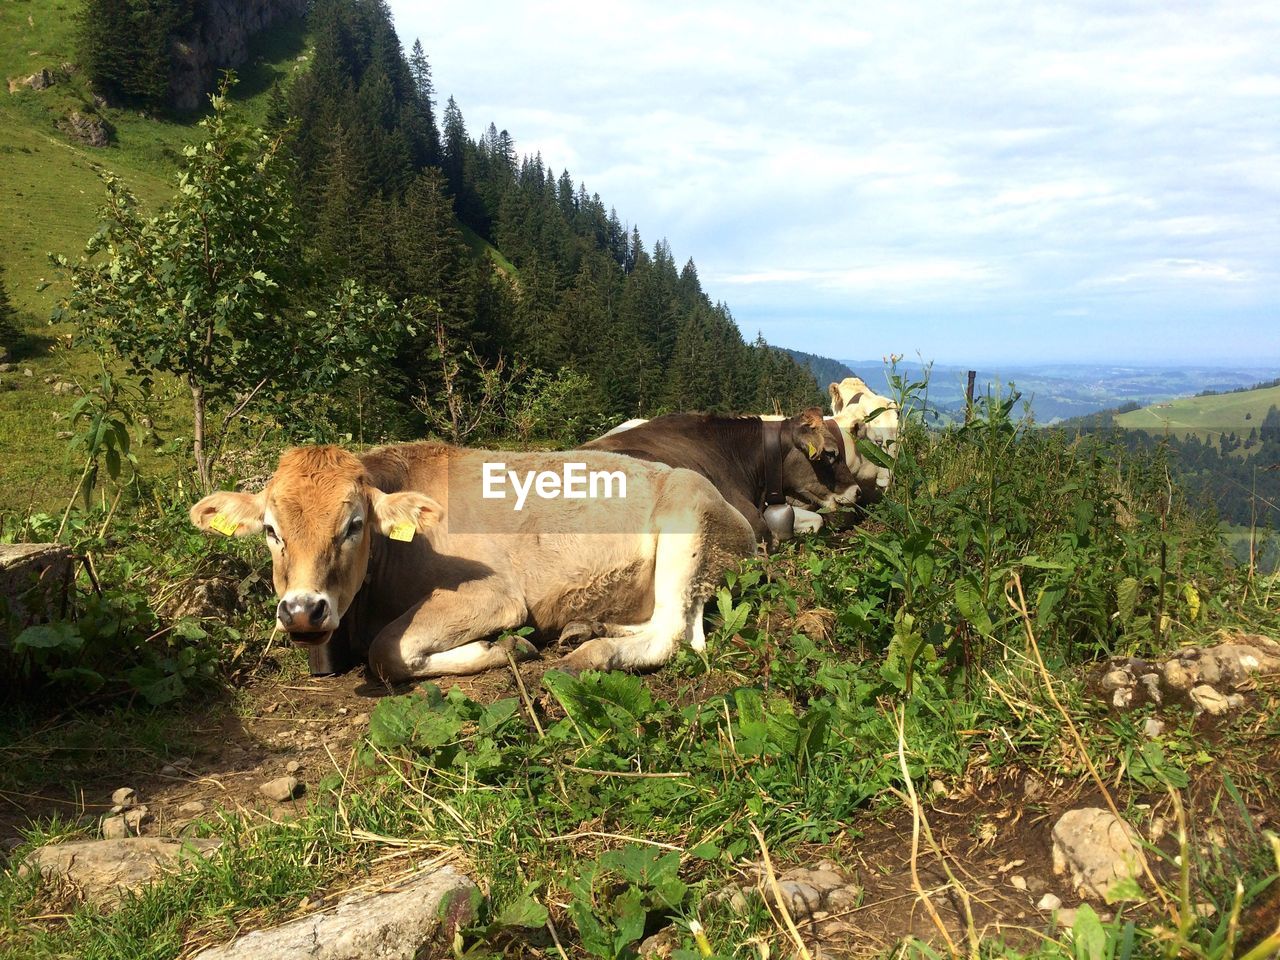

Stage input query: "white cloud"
[{"left": 389, "top": 0, "right": 1280, "bottom": 364}]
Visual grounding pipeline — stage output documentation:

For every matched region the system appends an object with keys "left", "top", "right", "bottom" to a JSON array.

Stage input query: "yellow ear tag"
[
  {"left": 388, "top": 521, "right": 416, "bottom": 542},
  {"left": 806, "top": 442, "right": 818, "bottom": 459},
  {"left": 209, "top": 513, "right": 239, "bottom": 537}
]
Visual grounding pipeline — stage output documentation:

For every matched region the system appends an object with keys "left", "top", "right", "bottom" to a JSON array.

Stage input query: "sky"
[{"left": 385, "top": 1, "right": 1280, "bottom": 368}]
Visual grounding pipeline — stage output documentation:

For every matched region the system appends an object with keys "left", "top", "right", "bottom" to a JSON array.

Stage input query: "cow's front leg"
[{"left": 368, "top": 579, "right": 533, "bottom": 682}]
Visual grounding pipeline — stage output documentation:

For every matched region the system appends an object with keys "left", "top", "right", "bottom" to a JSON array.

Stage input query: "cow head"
[
  {"left": 189, "top": 446, "right": 442, "bottom": 646},
  {"left": 828, "top": 377, "right": 899, "bottom": 503},
  {"left": 778, "top": 408, "right": 861, "bottom": 510}
]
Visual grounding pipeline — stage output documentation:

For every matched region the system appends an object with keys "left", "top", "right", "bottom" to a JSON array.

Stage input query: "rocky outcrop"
[
  {"left": 1094, "top": 637, "right": 1280, "bottom": 712},
  {"left": 56, "top": 111, "right": 110, "bottom": 147},
  {"left": 169, "top": 0, "right": 307, "bottom": 110},
  {"left": 22, "top": 837, "right": 222, "bottom": 905},
  {"left": 190, "top": 865, "right": 477, "bottom": 960}
]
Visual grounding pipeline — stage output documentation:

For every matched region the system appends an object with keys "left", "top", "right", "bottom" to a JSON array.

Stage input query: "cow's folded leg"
[
  {"left": 368, "top": 581, "right": 529, "bottom": 682},
  {"left": 408, "top": 637, "right": 538, "bottom": 677}
]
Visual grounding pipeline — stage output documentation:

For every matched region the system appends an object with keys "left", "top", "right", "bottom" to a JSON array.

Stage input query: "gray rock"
[
  {"left": 1010, "top": 875, "right": 1028, "bottom": 890},
  {"left": 190, "top": 865, "right": 475, "bottom": 960},
  {"left": 1100, "top": 669, "right": 1131, "bottom": 692},
  {"left": 285, "top": 760, "right": 300, "bottom": 774},
  {"left": 1162, "top": 659, "right": 1193, "bottom": 691},
  {"left": 1037, "top": 892, "right": 1062, "bottom": 912},
  {"left": 160, "top": 764, "right": 179, "bottom": 777},
  {"left": 22, "top": 837, "right": 221, "bottom": 905},
  {"left": 111, "top": 787, "right": 138, "bottom": 807},
  {"left": 101, "top": 815, "right": 129, "bottom": 840},
  {"left": 1051, "top": 808, "right": 1143, "bottom": 900},
  {"left": 0, "top": 543, "right": 72, "bottom": 646},
  {"left": 1190, "top": 685, "right": 1231, "bottom": 716},
  {"left": 0, "top": 362, "right": 14, "bottom": 373},
  {"left": 1139, "top": 673, "right": 1162, "bottom": 704},
  {"left": 123, "top": 805, "right": 149, "bottom": 831},
  {"left": 179, "top": 800, "right": 206, "bottom": 815},
  {"left": 57, "top": 111, "right": 109, "bottom": 147},
  {"left": 258, "top": 776, "right": 302, "bottom": 802},
  {"left": 1143, "top": 717, "right": 1165, "bottom": 739}
]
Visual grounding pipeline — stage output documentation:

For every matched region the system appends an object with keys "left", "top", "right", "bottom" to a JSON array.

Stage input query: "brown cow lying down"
[
  {"left": 190, "top": 443, "right": 755, "bottom": 680},
  {"left": 582, "top": 408, "right": 863, "bottom": 544}
]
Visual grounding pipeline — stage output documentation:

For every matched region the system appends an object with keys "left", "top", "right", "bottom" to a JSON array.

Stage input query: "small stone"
[
  {"left": 1010, "top": 875, "right": 1028, "bottom": 891},
  {"left": 1056, "top": 907, "right": 1077, "bottom": 926},
  {"left": 1195, "top": 902, "right": 1217, "bottom": 919},
  {"left": 1143, "top": 717, "right": 1165, "bottom": 739},
  {"left": 160, "top": 765, "right": 179, "bottom": 777},
  {"left": 1163, "top": 660, "right": 1193, "bottom": 691},
  {"left": 1100, "top": 669, "right": 1131, "bottom": 692},
  {"left": 101, "top": 815, "right": 129, "bottom": 839},
  {"left": 930, "top": 779, "right": 946, "bottom": 797},
  {"left": 1112, "top": 687, "right": 1134, "bottom": 709},
  {"left": 24, "top": 367, "right": 34, "bottom": 376},
  {"left": 259, "top": 776, "right": 302, "bottom": 802},
  {"left": 338, "top": 707, "right": 349, "bottom": 715},
  {"left": 1038, "top": 894, "right": 1062, "bottom": 913},
  {"left": 351, "top": 713, "right": 369, "bottom": 726},
  {"left": 111, "top": 786, "right": 137, "bottom": 807},
  {"left": 1190, "top": 685, "right": 1231, "bottom": 716},
  {"left": 123, "top": 806, "right": 149, "bottom": 830},
  {"left": 285, "top": 760, "right": 300, "bottom": 774},
  {"left": 1052, "top": 808, "right": 1143, "bottom": 900},
  {"left": 1140, "top": 673, "right": 1162, "bottom": 704},
  {"left": 1226, "top": 694, "right": 1245, "bottom": 710},
  {"left": 179, "top": 800, "right": 206, "bottom": 815}
]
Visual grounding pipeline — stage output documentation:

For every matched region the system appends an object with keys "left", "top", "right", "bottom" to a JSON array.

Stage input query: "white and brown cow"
[{"left": 190, "top": 443, "right": 754, "bottom": 680}]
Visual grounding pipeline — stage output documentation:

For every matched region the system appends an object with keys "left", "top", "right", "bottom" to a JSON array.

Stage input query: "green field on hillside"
[
  {"left": 1114, "top": 383, "right": 1280, "bottom": 441},
  {"left": 0, "top": 0, "right": 308, "bottom": 514}
]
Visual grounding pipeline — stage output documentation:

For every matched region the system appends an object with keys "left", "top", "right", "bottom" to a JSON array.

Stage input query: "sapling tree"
[{"left": 52, "top": 78, "right": 405, "bottom": 490}]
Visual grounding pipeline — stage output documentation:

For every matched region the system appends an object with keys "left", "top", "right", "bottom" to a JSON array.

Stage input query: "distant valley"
[{"left": 829, "top": 360, "right": 1278, "bottom": 424}]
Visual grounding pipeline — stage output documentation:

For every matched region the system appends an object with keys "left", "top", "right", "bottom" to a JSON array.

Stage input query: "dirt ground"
[{"left": 2, "top": 638, "right": 1277, "bottom": 957}]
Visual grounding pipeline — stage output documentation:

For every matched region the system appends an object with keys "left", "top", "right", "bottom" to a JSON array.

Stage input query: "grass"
[
  {"left": 0, "top": 0, "right": 309, "bottom": 513},
  {"left": 2, "top": 387, "right": 1278, "bottom": 958},
  {"left": 1114, "top": 384, "right": 1280, "bottom": 444}
]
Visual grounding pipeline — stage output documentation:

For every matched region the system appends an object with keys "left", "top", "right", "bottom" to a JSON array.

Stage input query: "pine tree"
[{"left": 0, "top": 262, "right": 20, "bottom": 350}]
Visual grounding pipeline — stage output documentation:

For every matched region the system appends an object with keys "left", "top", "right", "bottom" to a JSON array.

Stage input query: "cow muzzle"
[{"left": 277, "top": 591, "right": 338, "bottom": 645}]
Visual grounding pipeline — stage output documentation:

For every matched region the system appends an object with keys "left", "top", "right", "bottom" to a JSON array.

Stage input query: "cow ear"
[
  {"left": 828, "top": 382, "right": 845, "bottom": 414},
  {"left": 190, "top": 490, "right": 265, "bottom": 537},
  {"left": 791, "top": 409, "right": 829, "bottom": 460},
  {"left": 370, "top": 489, "right": 444, "bottom": 536}
]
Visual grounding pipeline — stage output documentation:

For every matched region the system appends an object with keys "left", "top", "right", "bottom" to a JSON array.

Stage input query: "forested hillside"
[
  {"left": 275, "top": 0, "right": 821, "bottom": 424},
  {"left": 1060, "top": 398, "right": 1280, "bottom": 530}
]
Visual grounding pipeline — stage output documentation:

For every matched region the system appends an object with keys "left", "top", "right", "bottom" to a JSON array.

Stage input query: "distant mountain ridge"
[
  {"left": 840, "top": 360, "right": 1278, "bottom": 424},
  {"left": 781, "top": 349, "right": 856, "bottom": 390}
]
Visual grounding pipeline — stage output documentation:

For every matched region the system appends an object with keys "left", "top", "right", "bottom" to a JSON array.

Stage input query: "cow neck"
[
  {"left": 824, "top": 419, "right": 847, "bottom": 464},
  {"left": 761, "top": 419, "right": 788, "bottom": 506}
]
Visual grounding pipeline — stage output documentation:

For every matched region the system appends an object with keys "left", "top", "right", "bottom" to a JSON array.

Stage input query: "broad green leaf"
[
  {"left": 14, "top": 622, "right": 83, "bottom": 652},
  {"left": 955, "top": 578, "right": 994, "bottom": 636},
  {"left": 495, "top": 896, "right": 548, "bottom": 928},
  {"left": 1071, "top": 903, "right": 1106, "bottom": 960},
  {"left": 1117, "top": 577, "right": 1139, "bottom": 625}
]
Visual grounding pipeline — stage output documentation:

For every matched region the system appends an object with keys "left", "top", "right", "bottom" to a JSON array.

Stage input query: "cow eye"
[
  {"left": 345, "top": 518, "right": 364, "bottom": 540},
  {"left": 264, "top": 524, "right": 280, "bottom": 543}
]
